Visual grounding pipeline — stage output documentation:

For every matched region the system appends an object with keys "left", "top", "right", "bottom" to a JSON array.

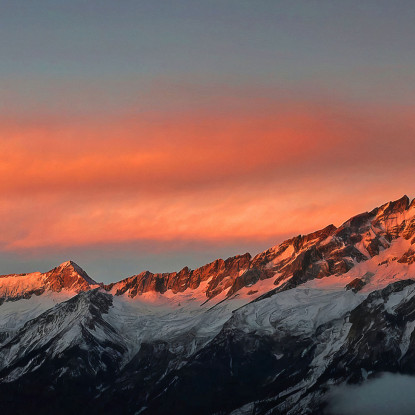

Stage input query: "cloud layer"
[{"left": 326, "top": 373, "right": 415, "bottom": 415}]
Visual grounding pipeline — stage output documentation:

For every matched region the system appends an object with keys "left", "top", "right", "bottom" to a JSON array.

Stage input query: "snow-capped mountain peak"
[{"left": 0, "top": 260, "right": 98, "bottom": 305}]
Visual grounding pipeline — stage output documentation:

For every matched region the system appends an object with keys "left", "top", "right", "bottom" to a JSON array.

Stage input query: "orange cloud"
[{"left": 0, "top": 98, "right": 414, "bottom": 253}]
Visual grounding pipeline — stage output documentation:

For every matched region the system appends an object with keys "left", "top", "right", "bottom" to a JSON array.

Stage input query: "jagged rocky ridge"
[
  {"left": 1, "top": 195, "right": 415, "bottom": 414},
  {"left": 105, "top": 195, "right": 415, "bottom": 301}
]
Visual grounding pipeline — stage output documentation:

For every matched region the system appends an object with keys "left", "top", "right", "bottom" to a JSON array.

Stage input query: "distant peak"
[
  {"left": 58, "top": 260, "right": 77, "bottom": 268},
  {"left": 57, "top": 260, "right": 86, "bottom": 273},
  {"left": 49, "top": 260, "right": 98, "bottom": 287}
]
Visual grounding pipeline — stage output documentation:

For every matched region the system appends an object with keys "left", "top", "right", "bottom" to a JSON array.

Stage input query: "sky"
[{"left": 0, "top": 1, "right": 414, "bottom": 283}]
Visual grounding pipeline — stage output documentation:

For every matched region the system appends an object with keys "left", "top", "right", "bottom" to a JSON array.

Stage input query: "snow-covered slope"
[
  {"left": 1, "top": 195, "right": 415, "bottom": 415},
  {"left": 0, "top": 290, "right": 127, "bottom": 382}
]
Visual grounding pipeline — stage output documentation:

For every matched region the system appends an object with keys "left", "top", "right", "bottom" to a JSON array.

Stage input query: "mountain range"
[{"left": 1, "top": 195, "right": 415, "bottom": 414}]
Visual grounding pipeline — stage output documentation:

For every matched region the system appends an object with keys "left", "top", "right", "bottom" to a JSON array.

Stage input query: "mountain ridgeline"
[{"left": 1, "top": 195, "right": 415, "bottom": 414}]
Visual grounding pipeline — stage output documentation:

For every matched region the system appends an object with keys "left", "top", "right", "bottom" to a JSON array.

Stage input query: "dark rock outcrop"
[{"left": 346, "top": 277, "right": 366, "bottom": 293}]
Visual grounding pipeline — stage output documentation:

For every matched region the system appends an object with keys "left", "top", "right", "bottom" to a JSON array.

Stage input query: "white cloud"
[{"left": 326, "top": 373, "right": 415, "bottom": 415}]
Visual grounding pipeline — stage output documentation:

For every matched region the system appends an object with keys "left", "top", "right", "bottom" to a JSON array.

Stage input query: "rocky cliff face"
[
  {"left": 44, "top": 260, "right": 98, "bottom": 292},
  {"left": 104, "top": 253, "right": 251, "bottom": 299},
  {"left": 1, "top": 195, "right": 415, "bottom": 415}
]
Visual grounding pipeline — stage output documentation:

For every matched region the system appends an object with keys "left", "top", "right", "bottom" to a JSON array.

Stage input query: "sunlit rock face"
[
  {"left": 104, "top": 252, "right": 252, "bottom": 299},
  {"left": 101, "top": 195, "right": 415, "bottom": 302},
  {"left": 0, "top": 260, "right": 98, "bottom": 305},
  {"left": 44, "top": 260, "right": 98, "bottom": 292},
  {"left": 1, "top": 195, "right": 415, "bottom": 414}
]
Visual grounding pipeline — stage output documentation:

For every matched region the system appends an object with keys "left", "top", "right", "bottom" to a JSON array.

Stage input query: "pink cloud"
[{"left": 0, "top": 97, "right": 414, "bottom": 253}]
